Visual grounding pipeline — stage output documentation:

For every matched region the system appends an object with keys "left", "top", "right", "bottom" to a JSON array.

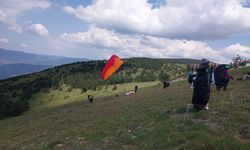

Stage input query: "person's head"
[{"left": 199, "top": 59, "right": 209, "bottom": 70}]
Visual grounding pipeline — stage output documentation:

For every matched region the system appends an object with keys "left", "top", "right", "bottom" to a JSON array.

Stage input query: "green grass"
[
  {"left": 0, "top": 68, "right": 250, "bottom": 149},
  {"left": 30, "top": 81, "right": 159, "bottom": 108}
]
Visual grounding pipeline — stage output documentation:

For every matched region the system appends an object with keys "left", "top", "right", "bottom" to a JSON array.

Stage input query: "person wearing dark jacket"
[
  {"left": 163, "top": 80, "right": 170, "bottom": 88},
  {"left": 222, "top": 69, "right": 234, "bottom": 91},
  {"left": 88, "top": 95, "right": 93, "bottom": 103},
  {"left": 192, "top": 59, "right": 211, "bottom": 111},
  {"left": 134, "top": 85, "right": 138, "bottom": 93}
]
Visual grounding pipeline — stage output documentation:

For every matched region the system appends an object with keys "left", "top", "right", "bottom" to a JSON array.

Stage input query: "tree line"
[{"left": 0, "top": 58, "right": 189, "bottom": 119}]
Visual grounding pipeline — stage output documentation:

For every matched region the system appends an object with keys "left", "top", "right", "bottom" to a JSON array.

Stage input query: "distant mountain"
[
  {"left": 0, "top": 48, "right": 89, "bottom": 79},
  {"left": 0, "top": 48, "right": 88, "bottom": 66},
  {"left": 0, "top": 63, "right": 49, "bottom": 79}
]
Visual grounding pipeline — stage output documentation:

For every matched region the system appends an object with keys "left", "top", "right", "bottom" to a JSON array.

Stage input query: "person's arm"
[{"left": 229, "top": 75, "right": 234, "bottom": 80}]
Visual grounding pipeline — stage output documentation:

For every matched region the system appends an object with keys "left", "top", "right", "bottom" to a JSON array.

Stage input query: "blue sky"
[{"left": 0, "top": 0, "right": 250, "bottom": 63}]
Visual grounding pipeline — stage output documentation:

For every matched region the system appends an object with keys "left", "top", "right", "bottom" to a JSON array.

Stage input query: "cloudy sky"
[{"left": 0, "top": 0, "right": 250, "bottom": 63}]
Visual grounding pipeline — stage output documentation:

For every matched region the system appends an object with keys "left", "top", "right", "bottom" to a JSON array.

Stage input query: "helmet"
[{"left": 199, "top": 59, "right": 209, "bottom": 70}]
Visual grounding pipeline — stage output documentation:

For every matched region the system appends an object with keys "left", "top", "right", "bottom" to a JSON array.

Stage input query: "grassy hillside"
[
  {"left": 0, "top": 58, "right": 194, "bottom": 118},
  {"left": 0, "top": 67, "right": 249, "bottom": 149}
]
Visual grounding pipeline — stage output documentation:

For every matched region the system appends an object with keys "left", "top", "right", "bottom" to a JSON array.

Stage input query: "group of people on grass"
[
  {"left": 187, "top": 59, "right": 237, "bottom": 111},
  {"left": 88, "top": 58, "right": 248, "bottom": 111}
]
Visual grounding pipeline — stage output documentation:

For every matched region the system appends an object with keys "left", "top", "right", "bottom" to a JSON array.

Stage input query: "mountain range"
[{"left": 0, "top": 48, "right": 88, "bottom": 79}]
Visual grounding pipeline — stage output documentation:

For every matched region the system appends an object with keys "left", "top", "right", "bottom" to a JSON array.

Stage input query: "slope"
[
  {"left": 0, "top": 67, "right": 249, "bottom": 149},
  {"left": 0, "top": 58, "right": 194, "bottom": 118}
]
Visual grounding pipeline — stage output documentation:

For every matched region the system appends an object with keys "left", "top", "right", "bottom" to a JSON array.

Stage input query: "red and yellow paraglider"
[{"left": 101, "top": 55, "right": 123, "bottom": 80}]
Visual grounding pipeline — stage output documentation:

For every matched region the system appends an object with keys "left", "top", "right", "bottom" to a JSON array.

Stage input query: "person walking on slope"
[{"left": 192, "top": 59, "right": 211, "bottom": 111}]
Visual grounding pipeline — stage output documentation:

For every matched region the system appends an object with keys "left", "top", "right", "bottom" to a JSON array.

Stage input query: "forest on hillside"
[{"left": 0, "top": 58, "right": 195, "bottom": 119}]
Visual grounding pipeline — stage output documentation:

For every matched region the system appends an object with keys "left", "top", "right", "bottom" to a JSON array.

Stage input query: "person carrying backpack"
[{"left": 192, "top": 59, "right": 211, "bottom": 111}]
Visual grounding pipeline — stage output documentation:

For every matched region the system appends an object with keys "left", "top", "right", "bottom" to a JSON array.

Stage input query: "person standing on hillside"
[
  {"left": 134, "top": 85, "right": 138, "bottom": 93},
  {"left": 222, "top": 69, "right": 234, "bottom": 91},
  {"left": 163, "top": 80, "right": 170, "bottom": 88},
  {"left": 88, "top": 95, "right": 94, "bottom": 103},
  {"left": 192, "top": 59, "right": 211, "bottom": 111}
]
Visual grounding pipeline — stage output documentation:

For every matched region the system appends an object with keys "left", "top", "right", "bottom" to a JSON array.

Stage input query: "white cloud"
[
  {"left": 8, "top": 22, "right": 22, "bottom": 33},
  {"left": 0, "top": 38, "right": 9, "bottom": 44},
  {"left": 60, "top": 27, "right": 241, "bottom": 63},
  {"left": 0, "top": 9, "right": 7, "bottom": 23},
  {"left": 20, "top": 43, "right": 27, "bottom": 47},
  {"left": 63, "top": 0, "right": 250, "bottom": 40},
  {"left": 222, "top": 43, "right": 250, "bottom": 60},
  {"left": 63, "top": 5, "right": 75, "bottom": 14},
  {"left": 29, "top": 23, "right": 49, "bottom": 36},
  {"left": 0, "top": 9, "right": 22, "bottom": 33},
  {"left": 0, "top": 0, "right": 51, "bottom": 33}
]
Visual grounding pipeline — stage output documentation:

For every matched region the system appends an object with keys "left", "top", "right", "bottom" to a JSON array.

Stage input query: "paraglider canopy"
[{"left": 101, "top": 55, "right": 123, "bottom": 80}]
